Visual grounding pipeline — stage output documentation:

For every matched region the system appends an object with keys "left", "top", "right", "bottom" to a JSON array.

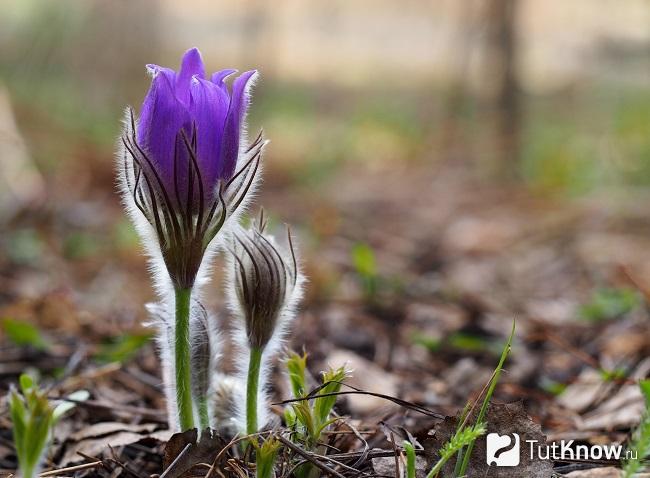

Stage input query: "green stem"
[
  {"left": 246, "top": 347, "right": 263, "bottom": 435},
  {"left": 175, "top": 287, "right": 194, "bottom": 431},
  {"left": 22, "top": 464, "right": 35, "bottom": 478}
]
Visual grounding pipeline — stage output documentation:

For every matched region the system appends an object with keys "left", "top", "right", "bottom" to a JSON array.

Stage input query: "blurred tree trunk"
[
  {"left": 439, "top": 0, "right": 479, "bottom": 163},
  {"left": 484, "top": 0, "right": 520, "bottom": 180}
]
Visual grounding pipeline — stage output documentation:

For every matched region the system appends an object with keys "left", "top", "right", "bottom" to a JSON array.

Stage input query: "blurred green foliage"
[
  {"left": 412, "top": 331, "right": 506, "bottom": 357},
  {"left": 5, "top": 229, "right": 45, "bottom": 266},
  {"left": 63, "top": 232, "right": 100, "bottom": 260},
  {"left": 95, "top": 332, "right": 153, "bottom": 363},
  {"left": 112, "top": 220, "right": 141, "bottom": 251},
  {"left": 599, "top": 367, "right": 628, "bottom": 382},
  {"left": 351, "top": 242, "right": 378, "bottom": 298},
  {"left": 539, "top": 377, "right": 567, "bottom": 396},
  {"left": 2, "top": 318, "right": 48, "bottom": 350},
  {"left": 521, "top": 86, "right": 650, "bottom": 194},
  {"left": 579, "top": 287, "right": 641, "bottom": 322}
]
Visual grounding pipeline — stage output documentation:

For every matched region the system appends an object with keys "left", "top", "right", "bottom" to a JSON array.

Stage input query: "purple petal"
[
  {"left": 211, "top": 69, "right": 237, "bottom": 94},
  {"left": 189, "top": 77, "right": 230, "bottom": 195},
  {"left": 219, "top": 70, "right": 258, "bottom": 179},
  {"left": 144, "top": 64, "right": 176, "bottom": 88},
  {"left": 137, "top": 67, "right": 190, "bottom": 193},
  {"left": 175, "top": 48, "right": 205, "bottom": 106}
]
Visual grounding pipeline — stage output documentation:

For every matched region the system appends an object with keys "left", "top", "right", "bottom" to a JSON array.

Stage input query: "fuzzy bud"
[
  {"left": 189, "top": 302, "right": 221, "bottom": 422},
  {"left": 227, "top": 215, "right": 303, "bottom": 351},
  {"left": 211, "top": 374, "right": 245, "bottom": 437}
]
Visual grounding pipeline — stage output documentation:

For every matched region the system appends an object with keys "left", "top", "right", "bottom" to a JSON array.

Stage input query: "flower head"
[{"left": 119, "top": 48, "right": 264, "bottom": 290}]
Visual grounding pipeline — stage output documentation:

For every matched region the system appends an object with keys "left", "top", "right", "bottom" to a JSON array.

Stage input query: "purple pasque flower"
[{"left": 119, "top": 48, "right": 264, "bottom": 289}]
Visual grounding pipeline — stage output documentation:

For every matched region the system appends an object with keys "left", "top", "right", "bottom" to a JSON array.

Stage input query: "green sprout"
[
  {"left": 429, "top": 423, "right": 487, "bottom": 478},
  {"left": 254, "top": 435, "right": 281, "bottom": 478},
  {"left": 622, "top": 380, "right": 650, "bottom": 477},
  {"left": 2, "top": 318, "right": 48, "bottom": 351},
  {"left": 403, "top": 440, "right": 416, "bottom": 478},
  {"left": 285, "top": 352, "right": 350, "bottom": 478},
  {"left": 455, "top": 321, "right": 515, "bottom": 476},
  {"left": 9, "top": 373, "right": 88, "bottom": 478}
]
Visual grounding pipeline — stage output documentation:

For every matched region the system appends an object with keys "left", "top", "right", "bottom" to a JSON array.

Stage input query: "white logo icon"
[{"left": 486, "top": 432, "right": 520, "bottom": 466}]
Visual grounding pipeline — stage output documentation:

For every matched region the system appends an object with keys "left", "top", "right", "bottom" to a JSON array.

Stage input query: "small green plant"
[
  {"left": 622, "top": 380, "right": 650, "bottom": 477},
  {"left": 351, "top": 242, "right": 379, "bottom": 299},
  {"left": 2, "top": 318, "right": 48, "bottom": 350},
  {"left": 255, "top": 435, "right": 281, "bottom": 478},
  {"left": 403, "top": 339, "right": 502, "bottom": 478},
  {"left": 9, "top": 374, "right": 88, "bottom": 478},
  {"left": 428, "top": 423, "right": 487, "bottom": 478},
  {"left": 412, "top": 331, "right": 504, "bottom": 356},
  {"left": 412, "top": 324, "right": 516, "bottom": 476},
  {"left": 599, "top": 367, "right": 628, "bottom": 383},
  {"left": 95, "top": 332, "right": 153, "bottom": 363},
  {"left": 285, "top": 352, "right": 350, "bottom": 477},
  {"left": 454, "top": 321, "right": 515, "bottom": 477},
  {"left": 539, "top": 377, "right": 567, "bottom": 396},
  {"left": 403, "top": 440, "right": 417, "bottom": 478},
  {"left": 579, "top": 287, "right": 640, "bottom": 322}
]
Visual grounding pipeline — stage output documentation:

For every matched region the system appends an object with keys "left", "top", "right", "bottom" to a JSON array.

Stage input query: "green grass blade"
[
  {"left": 404, "top": 440, "right": 416, "bottom": 478},
  {"left": 457, "top": 320, "right": 515, "bottom": 476},
  {"left": 622, "top": 379, "right": 650, "bottom": 477},
  {"left": 9, "top": 390, "right": 27, "bottom": 468}
]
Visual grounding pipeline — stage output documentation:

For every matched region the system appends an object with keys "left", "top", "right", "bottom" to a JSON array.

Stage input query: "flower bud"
[
  {"left": 189, "top": 301, "right": 221, "bottom": 426},
  {"left": 211, "top": 373, "right": 245, "bottom": 437},
  {"left": 227, "top": 217, "right": 303, "bottom": 352}
]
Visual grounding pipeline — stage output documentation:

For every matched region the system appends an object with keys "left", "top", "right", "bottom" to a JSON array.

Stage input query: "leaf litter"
[{"left": 1, "top": 164, "right": 650, "bottom": 476}]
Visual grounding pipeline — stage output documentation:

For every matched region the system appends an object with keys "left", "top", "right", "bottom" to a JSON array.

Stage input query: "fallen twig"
[
  {"left": 39, "top": 461, "right": 103, "bottom": 477},
  {"left": 277, "top": 435, "right": 347, "bottom": 478}
]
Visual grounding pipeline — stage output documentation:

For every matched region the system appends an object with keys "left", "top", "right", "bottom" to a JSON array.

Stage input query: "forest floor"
[{"left": 1, "top": 155, "right": 650, "bottom": 477}]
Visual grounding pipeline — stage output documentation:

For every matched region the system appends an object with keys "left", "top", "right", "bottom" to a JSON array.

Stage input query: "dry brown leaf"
[
  {"left": 61, "top": 430, "right": 158, "bottom": 465},
  {"left": 70, "top": 421, "right": 158, "bottom": 441},
  {"left": 162, "top": 428, "right": 227, "bottom": 478},
  {"left": 423, "top": 402, "right": 553, "bottom": 478}
]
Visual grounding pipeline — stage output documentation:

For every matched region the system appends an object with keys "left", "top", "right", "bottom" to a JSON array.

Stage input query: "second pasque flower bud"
[{"left": 227, "top": 219, "right": 303, "bottom": 351}]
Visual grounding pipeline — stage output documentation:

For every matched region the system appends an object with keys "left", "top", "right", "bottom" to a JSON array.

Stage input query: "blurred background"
[{"left": 1, "top": 0, "right": 650, "bottom": 427}]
